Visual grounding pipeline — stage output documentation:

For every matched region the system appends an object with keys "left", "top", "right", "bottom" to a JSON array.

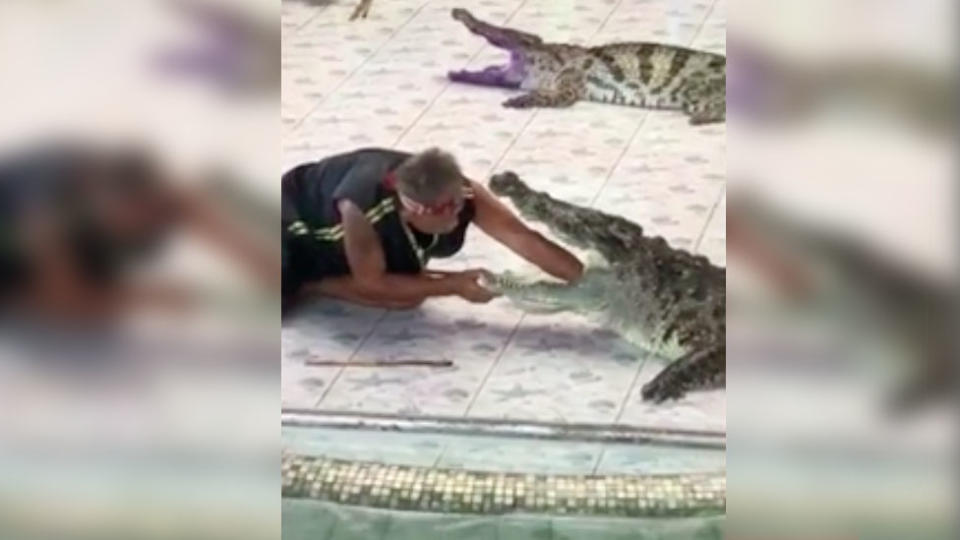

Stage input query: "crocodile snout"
[
  {"left": 451, "top": 8, "right": 472, "bottom": 23},
  {"left": 488, "top": 171, "right": 523, "bottom": 196}
]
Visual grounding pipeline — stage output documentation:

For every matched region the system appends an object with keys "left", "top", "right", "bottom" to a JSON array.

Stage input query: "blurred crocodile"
[
  {"left": 155, "top": 0, "right": 278, "bottom": 96},
  {"left": 448, "top": 8, "right": 726, "bottom": 124},
  {"left": 482, "top": 172, "right": 725, "bottom": 402},
  {"left": 728, "top": 193, "right": 956, "bottom": 414}
]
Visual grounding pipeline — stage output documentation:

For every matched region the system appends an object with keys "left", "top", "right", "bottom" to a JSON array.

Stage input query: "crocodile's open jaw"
[
  {"left": 448, "top": 50, "right": 526, "bottom": 89},
  {"left": 447, "top": 8, "right": 532, "bottom": 89}
]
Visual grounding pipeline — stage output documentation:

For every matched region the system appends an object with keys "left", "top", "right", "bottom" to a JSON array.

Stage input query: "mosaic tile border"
[{"left": 282, "top": 453, "right": 725, "bottom": 518}]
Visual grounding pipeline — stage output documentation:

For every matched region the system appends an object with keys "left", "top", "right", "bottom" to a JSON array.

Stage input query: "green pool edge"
[
  {"left": 282, "top": 498, "right": 725, "bottom": 540},
  {"left": 282, "top": 453, "right": 725, "bottom": 519}
]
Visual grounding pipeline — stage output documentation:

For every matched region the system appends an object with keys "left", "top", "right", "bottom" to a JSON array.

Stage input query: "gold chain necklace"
[{"left": 399, "top": 216, "right": 438, "bottom": 268}]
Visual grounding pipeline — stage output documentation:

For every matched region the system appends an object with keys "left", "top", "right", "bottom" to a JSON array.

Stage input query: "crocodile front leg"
[
  {"left": 683, "top": 76, "right": 726, "bottom": 125},
  {"left": 504, "top": 90, "right": 578, "bottom": 108},
  {"left": 503, "top": 69, "right": 585, "bottom": 108},
  {"left": 641, "top": 344, "right": 725, "bottom": 402}
]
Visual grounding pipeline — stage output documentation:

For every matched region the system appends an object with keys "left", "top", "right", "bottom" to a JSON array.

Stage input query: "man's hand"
[{"left": 452, "top": 269, "right": 498, "bottom": 304}]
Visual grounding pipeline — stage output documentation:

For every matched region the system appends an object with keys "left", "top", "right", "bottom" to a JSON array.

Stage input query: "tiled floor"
[
  {"left": 283, "top": 426, "right": 725, "bottom": 475},
  {"left": 281, "top": 0, "right": 726, "bottom": 432}
]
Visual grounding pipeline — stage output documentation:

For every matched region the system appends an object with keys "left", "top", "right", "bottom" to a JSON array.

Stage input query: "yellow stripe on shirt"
[{"left": 288, "top": 198, "right": 396, "bottom": 242}]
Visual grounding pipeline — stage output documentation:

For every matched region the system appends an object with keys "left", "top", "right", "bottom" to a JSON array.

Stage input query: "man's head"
[
  {"left": 79, "top": 149, "right": 177, "bottom": 254},
  {"left": 393, "top": 148, "right": 467, "bottom": 234}
]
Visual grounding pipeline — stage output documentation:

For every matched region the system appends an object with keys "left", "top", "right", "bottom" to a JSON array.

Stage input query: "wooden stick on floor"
[{"left": 304, "top": 359, "right": 454, "bottom": 368}]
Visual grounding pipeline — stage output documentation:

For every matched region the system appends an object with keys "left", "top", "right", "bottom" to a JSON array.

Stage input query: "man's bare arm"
[
  {"left": 174, "top": 185, "right": 281, "bottom": 291},
  {"left": 470, "top": 181, "right": 583, "bottom": 282},
  {"left": 18, "top": 209, "right": 196, "bottom": 319},
  {"left": 338, "top": 199, "right": 469, "bottom": 303},
  {"left": 727, "top": 211, "right": 812, "bottom": 298}
]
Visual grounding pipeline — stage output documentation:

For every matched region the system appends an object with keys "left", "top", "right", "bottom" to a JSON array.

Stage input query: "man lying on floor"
[
  {"left": 281, "top": 147, "right": 584, "bottom": 313},
  {"left": 1, "top": 142, "right": 279, "bottom": 323}
]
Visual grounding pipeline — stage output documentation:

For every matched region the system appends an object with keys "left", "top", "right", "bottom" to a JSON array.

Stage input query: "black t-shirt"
[
  {"left": 281, "top": 148, "right": 475, "bottom": 282},
  {"left": 1, "top": 145, "right": 166, "bottom": 297}
]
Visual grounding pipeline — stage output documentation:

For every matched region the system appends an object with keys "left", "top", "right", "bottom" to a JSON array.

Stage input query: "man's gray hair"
[{"left": 393, "top": 148, "right": 465, "bottom": 203}]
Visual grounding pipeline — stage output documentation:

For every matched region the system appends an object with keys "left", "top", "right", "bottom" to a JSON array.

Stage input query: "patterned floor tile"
[
  {"left": 318, "top": 297, "right": 522, "bottom": 416},
  {"left": 283, "top": 425, "right": 445, "bottom": 466},
  {"left": 396, "top": 90, "right": 526, "bottom": 169},
  {"left": 281, "top": 300, "right": 386, "bottom": 408},
  {"left": 436, "top": 435, "right": 602, "bottom": 475},
  {"left": 283, "top": 2, "right": 426, "bottom": 127},
  {"left": 597, "top": 0, "right": 712, "bottom": 45},
  {"left": 497, "top": 106, "right": 648, "bottom": 206},
  {"left": 690, "top": 0, "right": 726, "bottom": 53},
  {"left": 281, "top": 1, "right": 330, "bottom": 37},
  {"left": 594, "top": 176, "right": 725, "bottom": 254},
  {"left": 616, "top": 361, "right": 727, "bottom": 432},
  {"left": 595, "top": 442, "right": 725, "bottom": 475},
  {"left": 697, "top": 189, "right": 726, "bottom": 266},
  {"left": 467, "top": 312, "right": 647, "bottom": 423}
]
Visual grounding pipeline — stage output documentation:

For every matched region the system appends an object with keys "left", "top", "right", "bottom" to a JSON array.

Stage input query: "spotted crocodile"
[
  {"left": 448, "top": 8, "right": 726, "bottom": 124},
  {"left": 482, "top": 172, "right": 725, "bottom": 402}
]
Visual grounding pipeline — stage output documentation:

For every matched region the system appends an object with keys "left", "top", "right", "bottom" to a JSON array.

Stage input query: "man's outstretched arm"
[{"left": 470, "top": 181, "right": 584, "bottom": 282}]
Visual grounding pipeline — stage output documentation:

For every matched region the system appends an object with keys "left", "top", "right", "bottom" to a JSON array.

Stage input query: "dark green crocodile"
[{"left": 482, "top": 172, "right": 725, "bottom": 403}]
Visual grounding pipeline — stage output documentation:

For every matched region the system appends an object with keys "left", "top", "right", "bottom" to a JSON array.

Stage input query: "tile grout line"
[
  {"left": 462, "top": 314, "right": 524, "bottom": 417},
  {"left": 609, "top": 0, "right": 723, "bottom": 422},
  {"left": 689, "top": 0, "right": 725, "bottom": 257},
  {"left": 680, "top": 0, "right": 724, "bottom": 257},
  {"left": 288, "top": 0, "right": 433, "bottom": 134},
  {"left": 564, "top": 0, "right": 637, "bottom": 211},
  {"left": 590, "top": 447, "right": 606, "bottom": 475},
  {"left": 290, "top": 1, "right": 331, "bottom": 35},
  {"left": 460, "top": 0, "right": 649, "bottom": 422},
  {"left": 312, "top": 308, "right": 390, "bottom": 408},
  {"left": 430, "top": 442, "right": 448, "bottom": 468},
  {"left": 693, "top": 184, "right": 724, "bottom": 254},
  {"left": 362, "top": 1, "right": 537, "bottom": 412},
  {"left": 457, "top": 107, "right": 541, "bottom": 418},
  {"left": 295, "top": 0, "right": 528, "bottom": 412},
  {"left": 588, "top": 0, "right": 718, "bottom": 209},
  {"left": 573, "top": 0, "right": 657, "bottom": 426},
  {"left": 303, "top": 0, "right": 439, "bottom": 408},
  {"left": 437, "top": 0, "right": 561, "bottom": 419},
  {"left": 462, "top": 0, "right": 630, "bottom": 421},
  {"left": 611, "top": 351, "right": 651, "bottom": 424},
  {"left": 692, "top": 0, "right": 722, "bottom": 51},
  {"left": 390, "top": 0, "right": 533, "bottom": 148},
  {"left": 586, "top": 112, "right": 650, "bottom": 209}
]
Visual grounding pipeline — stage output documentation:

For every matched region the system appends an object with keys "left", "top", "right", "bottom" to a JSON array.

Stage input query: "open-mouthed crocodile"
[
  {"left": 483, "top": 172, "right": 725, "bottom": 402},
  {"left": 448, "top": 8, "right": 726, "bottom": 124}
]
